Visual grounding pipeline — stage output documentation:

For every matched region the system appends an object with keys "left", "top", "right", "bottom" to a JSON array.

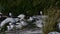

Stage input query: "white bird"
[
  {"left": 40, "top": 11, "right": 42, "bottom": 15},
  {"left": 9, "top": 12, "right": 12, "bottom": 17}
]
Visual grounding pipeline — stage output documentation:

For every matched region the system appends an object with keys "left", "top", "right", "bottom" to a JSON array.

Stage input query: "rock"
[{"left": 48, "top": 31, "right": 60, "bottom": 34}]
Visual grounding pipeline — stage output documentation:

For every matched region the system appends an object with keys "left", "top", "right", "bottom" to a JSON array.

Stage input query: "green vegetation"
[
  {"left": 43, "top": 8, "right": 60, "bottom": 34},
  {"left": 0, "top": 0, "right": 59, "bottom": 16}
]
